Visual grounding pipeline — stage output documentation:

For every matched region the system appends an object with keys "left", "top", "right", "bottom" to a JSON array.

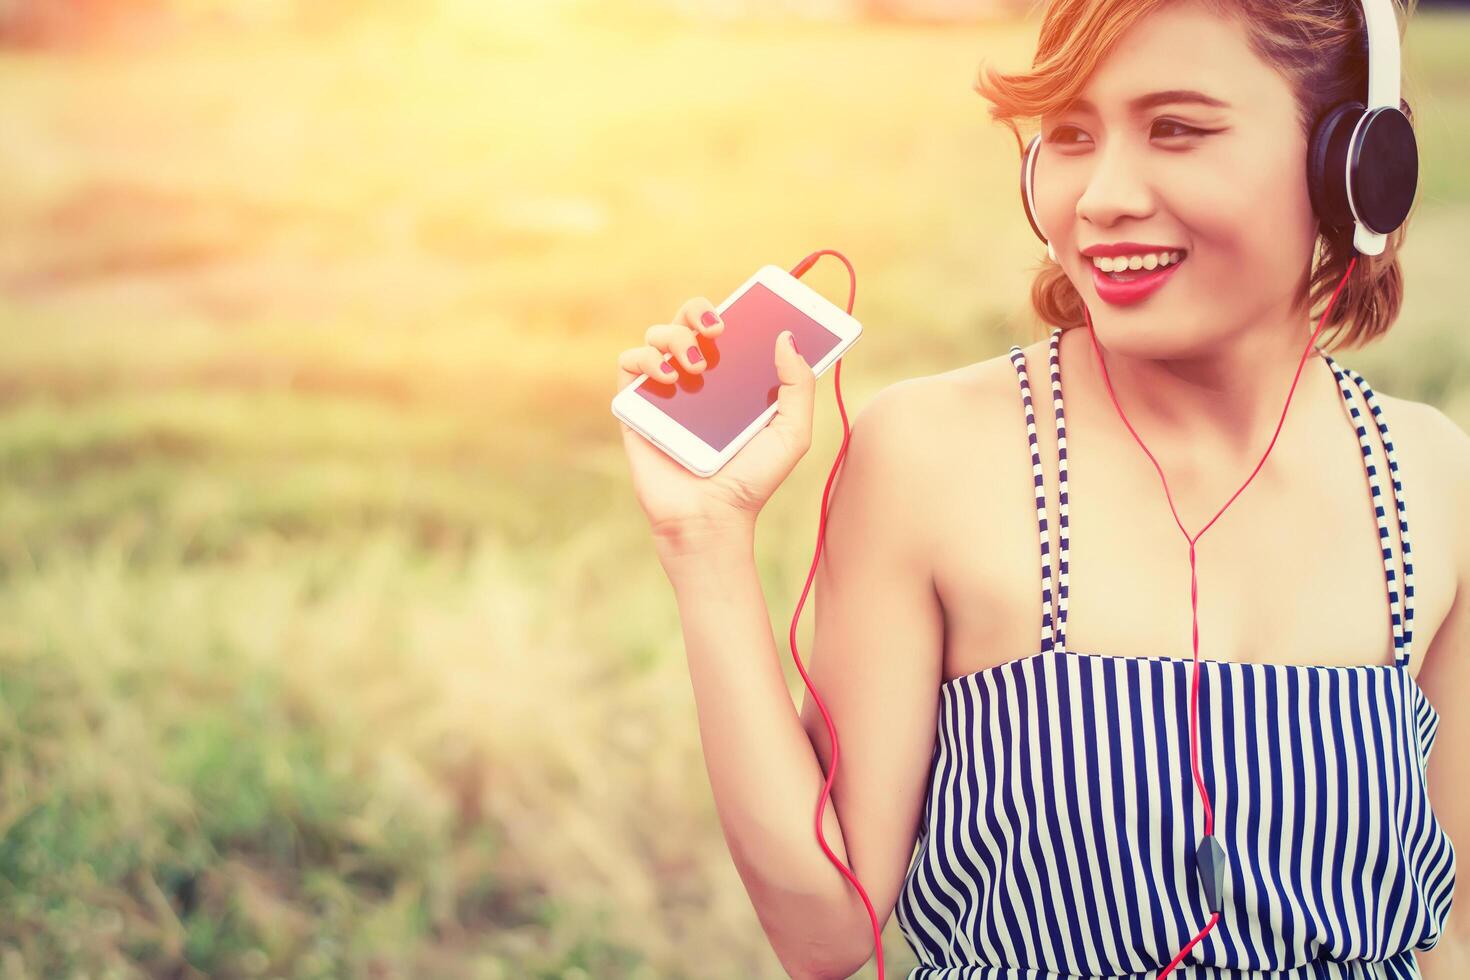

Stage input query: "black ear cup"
[
  {"left": 1307, "top": 101, "right": 1363, "bottom": 229},
  {"left": 1350, "top": 104, "right": 1418, "bottom": 233},
  {"left": 1307, "top": 100, "right": 1418, "bottom": 235}
]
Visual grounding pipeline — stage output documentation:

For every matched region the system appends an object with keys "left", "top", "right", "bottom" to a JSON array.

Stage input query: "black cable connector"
[{"left": 1194, "top": 835, "right": 1226, "bottom": 914}]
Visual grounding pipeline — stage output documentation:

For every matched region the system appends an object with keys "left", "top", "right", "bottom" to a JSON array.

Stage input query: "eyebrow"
[{"left": 1063, "top": 89, "right": 1233, "bottom": 115}]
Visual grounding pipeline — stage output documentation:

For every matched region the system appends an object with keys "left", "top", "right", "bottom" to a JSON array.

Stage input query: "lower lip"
[{"left": 1089, "top": 255, "right": 1186, "bottom": 307}]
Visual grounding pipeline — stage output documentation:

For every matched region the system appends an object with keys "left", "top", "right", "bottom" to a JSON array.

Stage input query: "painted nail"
[
  {"left": 701, "top": 311, "right": 719, "bottom": 327},
  {"left": 687, "top": 345, "right": 704, "bottom": 363}
]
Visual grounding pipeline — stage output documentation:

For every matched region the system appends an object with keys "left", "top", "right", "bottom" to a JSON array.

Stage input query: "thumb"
[{"left": 771, "top": 330, "right": 815, "bottom": 438}]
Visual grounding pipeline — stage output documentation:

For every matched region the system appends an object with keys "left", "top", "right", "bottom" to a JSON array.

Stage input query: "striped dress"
[{"left": 894, "top": 327, "right": 1456, "bottom": 979}]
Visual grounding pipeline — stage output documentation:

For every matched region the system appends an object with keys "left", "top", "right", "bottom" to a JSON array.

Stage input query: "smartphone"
[{"left": 611, "top": 263, "right": 863, "bottom": 477}]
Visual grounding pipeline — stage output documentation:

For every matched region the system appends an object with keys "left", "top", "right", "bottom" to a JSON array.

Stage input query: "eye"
[
  {"left": 1153, "top": 119, "right": 1204, "bottom": 138},
  {"left": 1045, "top": 125, "right": 1088, "bottom": 145}
]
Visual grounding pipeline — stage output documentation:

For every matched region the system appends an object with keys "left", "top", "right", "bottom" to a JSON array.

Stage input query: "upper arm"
[
  {"left": 1409, "top": 404, "right": 1470, "bottom": 960},
  {"left": 796, "top": 377, "right": 947, "bottom": 948}
]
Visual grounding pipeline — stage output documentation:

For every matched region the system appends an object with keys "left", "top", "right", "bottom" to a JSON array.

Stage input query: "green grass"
[{"left": 0, "top": 6, "right": 1467, "bottom": 977}]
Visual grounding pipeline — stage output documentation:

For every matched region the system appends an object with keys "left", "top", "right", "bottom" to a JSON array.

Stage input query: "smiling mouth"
[{"left": 1092, "top": 251, "right": 1188, "bottom": 281}]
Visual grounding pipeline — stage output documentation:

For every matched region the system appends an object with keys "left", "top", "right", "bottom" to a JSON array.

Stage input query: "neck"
[{"left": 1072, "top": 312, "right": 1332, "bottom": 471}]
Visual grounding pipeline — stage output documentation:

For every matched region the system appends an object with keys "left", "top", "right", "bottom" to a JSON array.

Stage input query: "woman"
[{"left": 614, "top": 0, "right": 1468, "bottom": 976}]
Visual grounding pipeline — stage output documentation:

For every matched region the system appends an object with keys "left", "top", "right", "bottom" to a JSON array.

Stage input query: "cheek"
[
  {"left": 1159, "top": 169, "right": 1314, "bottom": 291},
  {"left": 1186, "top": 148, "right": 1315, "bottom": 262}
]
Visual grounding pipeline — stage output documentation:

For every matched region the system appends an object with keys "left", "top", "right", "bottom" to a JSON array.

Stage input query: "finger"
[
  {"left": 617, "top": 345, "right": 676, "bottom": 393},
  {"left": 675, "top": 296, "right": 725, "bottom": 338},
  {"left": 644, "top": 323, "right": 707, "bottom": 374},
  {"left": 771, "top": 330, "right": 815, "bottom": 447}
]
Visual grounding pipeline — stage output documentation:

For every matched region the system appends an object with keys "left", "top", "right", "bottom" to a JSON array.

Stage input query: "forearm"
[{"left": 657, "top": 528, "right": 875, "bottom": 978}]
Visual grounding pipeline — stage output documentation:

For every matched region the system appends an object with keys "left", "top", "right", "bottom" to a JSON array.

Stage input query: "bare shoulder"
[
  {"left": 1375, "top": 391, "right": 1470, "bottom": 491},
  {"left": 841, "top": 340, "right": 1041, "bottom": 547},
  {"left": 1374, "top": 391, "right": 1470, "bottom": 579},
  {"left": 876, "top": 333, "right": 1049, "bottom": 428},
  {"left": 854, "top": 340, "right": 1038, "bottom": 467}
]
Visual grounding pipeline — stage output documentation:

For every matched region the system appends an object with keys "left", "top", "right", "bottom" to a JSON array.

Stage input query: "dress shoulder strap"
[
  {"left": 1007, "top": 327, "right": 1073, "bottom": 656},
  {"left": 1319, "top": 350, "right": 1416, "bottom": 667}
]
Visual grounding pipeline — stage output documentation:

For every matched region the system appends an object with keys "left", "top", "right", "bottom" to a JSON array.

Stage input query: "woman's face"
[{"left": 1036, "top": 0, "right": 1319, "bottom": 358}]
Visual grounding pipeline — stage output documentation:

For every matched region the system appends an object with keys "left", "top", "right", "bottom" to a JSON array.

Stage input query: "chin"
[{"left": 1082, "top": 314, "right": 1204, "bottom": 360}]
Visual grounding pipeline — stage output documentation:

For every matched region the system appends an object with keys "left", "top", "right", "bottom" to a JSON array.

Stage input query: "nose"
[{"left": 1072, "top": 138, "right": 1156, "bottom": 232}]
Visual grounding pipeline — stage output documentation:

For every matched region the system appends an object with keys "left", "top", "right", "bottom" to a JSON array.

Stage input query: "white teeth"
[{"left": 1091, "top": 250, "right": 1183, "bottom": 272}]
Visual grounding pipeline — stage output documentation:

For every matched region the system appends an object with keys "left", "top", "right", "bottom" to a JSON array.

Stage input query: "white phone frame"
[{"left": 610, "top": 263, "right": 863, "bottom": 477}]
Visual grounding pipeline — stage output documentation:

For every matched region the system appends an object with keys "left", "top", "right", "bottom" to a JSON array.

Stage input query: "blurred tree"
[
  {"left": 0, "top": 0, "right": 156, "bottom": 46},
  {"left": 0, "top": 0, "right": 1035, "bottom": 46},
  {"left": 855, "top": 0, "right": 1033, "bottom": 19},
  {"left": 0, "top": 0, "right": 414, "bottom": 46}
]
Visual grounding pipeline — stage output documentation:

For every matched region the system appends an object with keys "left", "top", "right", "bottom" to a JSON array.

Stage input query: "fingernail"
[
  {"left": 701, "top": 311, "right": 719, "bottom": 328},
  {"left": 687, "top": 345, "right": 704, "bottom": 363},
  {"left": 789, "top": 334, "right": 800, "bottom": 354}
]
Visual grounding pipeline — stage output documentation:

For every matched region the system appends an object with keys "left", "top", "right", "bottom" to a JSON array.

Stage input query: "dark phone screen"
[{"left": 635, "top": 282, "right": 841, "bottom": 452}]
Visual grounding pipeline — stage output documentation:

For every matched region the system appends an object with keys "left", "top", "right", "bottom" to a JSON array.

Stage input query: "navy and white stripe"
[{"left": 894, "top": 327, "right": 1455, "bottom": 979}]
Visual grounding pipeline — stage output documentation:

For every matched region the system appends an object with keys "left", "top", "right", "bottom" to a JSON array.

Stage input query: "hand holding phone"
[{"left": 613, "top": 297, "right": 815, "bottom": 550}]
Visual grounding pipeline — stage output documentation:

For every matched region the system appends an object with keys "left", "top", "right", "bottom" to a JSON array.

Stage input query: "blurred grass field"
[{"left": 0, "top": 5, "right": 1467, "bottom": 978}]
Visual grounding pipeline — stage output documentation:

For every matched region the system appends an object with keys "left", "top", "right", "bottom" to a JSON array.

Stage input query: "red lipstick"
[{"left": 1085, "top": 249, "right": 1187, "bottom": 307}]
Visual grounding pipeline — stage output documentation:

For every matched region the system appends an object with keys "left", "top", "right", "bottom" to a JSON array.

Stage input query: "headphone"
[{"left": 1018, "top": 0, "right": 1418, "bottom": 259}]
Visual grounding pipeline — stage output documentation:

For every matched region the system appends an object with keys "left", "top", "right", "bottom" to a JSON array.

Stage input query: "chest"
[{"left": 930, "top": 380, "right": 1457, "bottom": 683}]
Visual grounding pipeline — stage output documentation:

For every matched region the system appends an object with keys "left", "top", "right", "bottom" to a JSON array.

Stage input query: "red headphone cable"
[
  {"left": 1116, "top": 252, "right": 1359, "bottom": 977},
  {"left": 785, "top": 248, "right": 886, "bottom": 978}
]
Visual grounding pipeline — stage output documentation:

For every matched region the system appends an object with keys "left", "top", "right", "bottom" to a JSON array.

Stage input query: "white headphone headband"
[{"left": 1359, "top": 0, "right": 1401, "bottom": 113}]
